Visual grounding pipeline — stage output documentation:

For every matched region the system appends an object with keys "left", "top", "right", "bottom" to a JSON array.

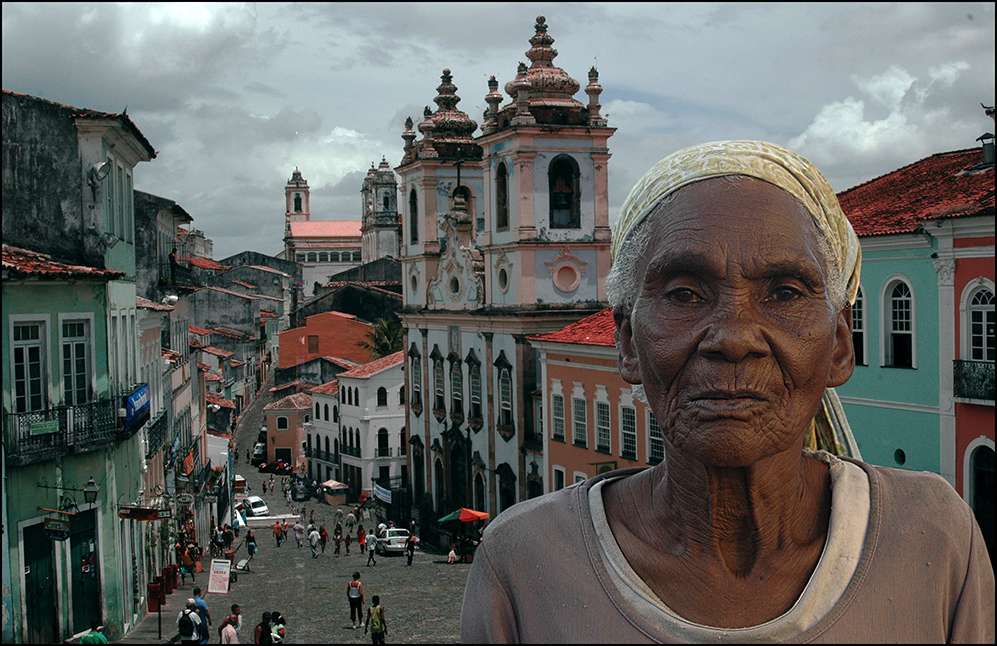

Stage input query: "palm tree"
[{"left": 357, "top": 318, "right": 402, "bottom": 359}]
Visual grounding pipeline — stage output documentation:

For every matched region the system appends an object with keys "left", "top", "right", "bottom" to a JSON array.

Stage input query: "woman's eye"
[
  {"left": 667, "top": 288, "right": 702, "bottom": 303},
  {"left": 770, "top": 285, "right": 803, "bottom": 302}
]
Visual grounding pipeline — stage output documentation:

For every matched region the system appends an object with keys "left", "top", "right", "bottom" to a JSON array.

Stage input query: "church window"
[
  {"left": 495, "top": 162, "right": 509, "bottom": 230},
  {"left": 548, "top": 155, "right": 580, "bottom": 229},
  {"left": 383, "top": 195, "right": 390, "bottom": 210},
  {"left": 434, "top": 358, "right": 445, "bottom": 412},
  {"left": 450, "top": 360, "right": 463, "bottom": 416},
  {"left": 294, "top": 193, "right": 302, "bottom": 212},
  {"left": 409, "top": 189, "right": 419, "bottom": 243},
  {"left": 499, "top": 368, "right": 512, "bottom": 426}
]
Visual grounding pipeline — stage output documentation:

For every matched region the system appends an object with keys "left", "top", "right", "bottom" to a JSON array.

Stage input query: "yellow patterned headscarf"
[
  {"left": 612, "top": 140, "right": 861, "bottom": 305},
  {"left": 612, "top": 141, "right": 864, "bottom": 458}
]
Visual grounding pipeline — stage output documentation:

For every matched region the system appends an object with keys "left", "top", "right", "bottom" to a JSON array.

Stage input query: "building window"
[
  {"left": 886, "top": 280, "right": 914, "bottom": 368},
  {"left": 319, "top": 252, "right": 328, "bottom": 262},
  {"left": 468, "top": 360, "right": 482, "bottom": 420},
  {"left": 852, "top": 286, "right": 865, "bottom": 365},
  {"left": 315, "top": 402, "right": 321, "bottom": 418},
  {"left": 411, "top": 351, "right": 422, "bottom": 409},
  {"left": 377, "top": 387, "right": 388, "bottom": 407},
  {"left": 968, "top": 287, "right": 995, "bottom": 361},
  {"left": 383, "top": 194, "right": 390, "bottom": 210},
  {"left": 648, "top": 411, "right": 665, "bottom": 465},
  {"left": 307, "top": 252, "right": 317, "bottom": 262},
  {"left": 499, "top": 368, "right": 512, "bottom": 427},
  {"left": 353, "top": 251, "right": 361, "bottom": 262},
  {"left": 552, "top": 395, "right": 565, "bottom": 442},
  {"left": 294, "top": 193, "right": 302, "bottom": 212},
  {"left": 434, "top": 358, "right": 445, "bottom": 412},
  {"left": 495, "top": 162, "right": 509, "bottom": 230},
  {"left": 621, "top": 406, "right": 637, "bottom": 460},
  {"left": 409, "top": 189, "right": 419, "bottom": 244},
  {"left": 399, "top": 386, "right": 405, "bottom": 406},
  {"left": 276, "top": 416, "right": 288, "bottom": 430},
  {"left": 324, "top": 403, "right": 330, "bottom": 421},
  {"left": 450, "top": 362, "right": 463, "bottom": 416},
  {"left": 61, "top": 319, "right": 92, "bottom": 406},
  {"left": 553, "top": 467, "right": 565, "bottom": 492},
  {"left": 596, "top": 401, "right": 611, "bottom": 453},
  {"left": 13, "top": 321, "right": 47, "bottom": 413},
  {"left": 572, "top": 397, "right": 587, "bottom": 447},
  {"left": 548, "top": 155, "right": 580, "bottom": 229}
]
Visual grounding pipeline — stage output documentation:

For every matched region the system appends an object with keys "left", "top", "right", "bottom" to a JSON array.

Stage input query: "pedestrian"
[
  {"left": 377, "top": 521, "right": 387, "bottom": 537},
  {"left": 286, "top": 488, "right": 291, "bottom": 505},
  {"left": 224, "top": 525, "right": 234, "bottom": 550},
  {"left": 273, "top": 521, "right": 284, "bottom": 547},
  {"left": 80, "top": 617, "right": 107, "bottom": 644},
  {"left": 309, "top": 510, "right": 315, "bottom": 526},
  {"left": 358, "top": 525, "right": 367, "bottom": 554},
  {"left": 319, "top": 524, "right": 328, "bottom": 554},
  {"left": 333, "top": 522, "right": 343, "bottom": 557},
  {"left": 345, "top": 511, "right": 356, "bottom": 535},
  {"left": 293, "top": 520, "right": 304, "bottom": 548},
  {"left": 309, "top": 525, "right": 321, "bottom": 558},
  {"left": 269, "top": 474, "right": 275, "bottom": 490},
  {"left": 335, "top": 508, "right": 344, "bottom": 525},
  {"left": 219, "top": 613, "right": 240, "bottom": 644},
  {"left": 405, "top": 532, "right": 417, "bottom": 566},
  {"left": 181, "top": 544, "right": 196, "bottom": 585},
  {"left": 347, "top": 572, "right": 364, "bottom": 629},
  {"left": 345, "top": 531, "right": 353, "bottom": 556},
  {"left": 262, "top": 480, "right": 268, "bottom": 496},
  {"left": 364, "top": 595, "right": 387, "bottom": 644},
  {"left": 192, "top": 586, "right": 212, "bottom": 644},
  {"left": 447, "top": 545, "right": 457, "bottom": 564},
  {"left": 270, "top": 611, "right": 286, "bottom": 643},
  {"left": 245, "top": 530, "right": 257, "bottom": 571},
  {"left": 246, "top": 448, "right": 251, "bottom": 464},
  {"left": 228, "top": 604, "right": 243, "bottom": 634},
  {"left": 178, "top": 599, "right": 202, "bottom": 645},
  {"left": 253, "top": 611, "right": 272, "bottom": 644},
  {"left": 366, "top": 531, "right": 377, "bottom": 566}
]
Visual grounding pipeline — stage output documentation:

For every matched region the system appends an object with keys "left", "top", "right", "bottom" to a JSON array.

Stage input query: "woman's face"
[{"left": 616, "top": 177, "right": 853, "bottom": 468}]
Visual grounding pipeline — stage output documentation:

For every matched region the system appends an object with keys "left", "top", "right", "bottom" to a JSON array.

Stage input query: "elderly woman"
[{"left": 460, "top": 141, "right": 994, "bottom": 643}]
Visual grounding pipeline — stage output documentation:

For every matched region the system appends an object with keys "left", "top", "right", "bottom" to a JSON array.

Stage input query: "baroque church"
[
  {"left": 282, "top": 162, "right": 401, "bottom": 297},
  {"left": 398, "top": 16, "right": 614, "bottom": 523}
]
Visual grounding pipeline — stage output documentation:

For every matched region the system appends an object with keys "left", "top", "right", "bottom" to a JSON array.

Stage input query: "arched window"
[
  {"left": 294, "top": 193, "right": 302, "bottom": 213},
  {"left": 968, "top": 287, "right": 995, "bottom": 361},
  {"left": 399, "top": 385, "right": 405, "bottom": 406},
  {"left": 469, "top": 359, "right": 482, "bottom": 420},
  {"left": 354, "top": 387, "right": 360, "bottom": 405},
  {"left": 315, "top": 402, "right": 320, "bottom": 418},
  {"left": 495, "top": 161, "right": 509, "bottom": 230},
  {"left": 330, "top": 252, "right": 340, "bottom": 262},
  {"left": 474, "top": 473, "right": 485, "bottom": 513},
  {"left": 354, "top": 428, "right": 360, "bottom": 451},
  {"left": 411, "top": 351, "right": 422, "bottom": 408},
  {"left": 377, "top": 386, "right": 388, "bottom": 407},
  {"left": 452, "top": 185, "right": 472, "bottom": 216},
  {"left": 499, "top": 368, "right": 512, "bottom": 426},
  {"left": 306, "top": 252, "right": 317, "bottom": 263},
  {"left": 450, "top": 361, "right": 463, "bottom": 416},
  {"left": 383, "top": 194, "right": 390, "bottom": 210},
  {"left": 435, "top": 459, "right": 446, "bottom": 510},
  {"left": 318, "top": 252, "right": 328, "bottom": 262},
  {"left": 399, "top": 426, "right": 407, "bottom": 456},
  {"left": 353, "top": 251, "right": 361, "bottom": 262},
  {"left": 333, "top": 405, "right": 339, "bottom": 423},
  {"left": 377, "top": 428, "right": 389, "bottom": 457},
  {"left": 885, "top": 279, "right": 914, "bottom": 368},
  {"left": 852, "top": 286, "right": 866, "bottom": 365},
  {"left": 409, "top": 188, "right": 419, "bottom": 244},
  {"left": 276, "top": 416, "right": 288, "bottom": 430},
  {"left": 325, "top": 435, "right": 330, "bottom": 456},
  {"left": 548, "top": 155, "right": 580, "bottom": 229},
  {"left": 324, "top": 403, "right": 329, "bottom": 421},
  {"left": 434, "top": 358, "right": 445, "bottom": 412}
]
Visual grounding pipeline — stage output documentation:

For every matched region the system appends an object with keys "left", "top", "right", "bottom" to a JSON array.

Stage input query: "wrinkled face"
[{"left": 615, "top": 177, "right": 853, "bottom": 467}]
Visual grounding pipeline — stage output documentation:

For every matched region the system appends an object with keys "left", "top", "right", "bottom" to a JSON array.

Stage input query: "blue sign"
[{"left": 123, "top": 383, "right": 151, "bottom": 432}]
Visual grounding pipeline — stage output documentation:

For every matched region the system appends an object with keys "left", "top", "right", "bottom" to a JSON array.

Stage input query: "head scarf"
[{"left": 612, "top": 140, "right": 861, "bottom": 305}]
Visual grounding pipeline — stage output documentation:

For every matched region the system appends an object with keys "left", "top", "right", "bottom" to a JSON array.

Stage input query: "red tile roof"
[
  {"left": 206, "top": 391, "right": 236, "bottom": 409},
  {"left": 201, "top": 345, "right": 234, "bottom": 358},
  {"left": 527, "top": 308, "right": 616, "bottom": 346},
  {"left": 338, "top": 351, "right": 405, "bottom": 379},
  {"left": 3, "top": 245, "right": 125, "bottom": 281},
  {"left": 137, "top": 295, "right": 173, "bottom": 311},
  {"left": 323, "top": 356, "right": 360, "bottom": 369},
  {"left": 270, "top": 380, "right": 308, "bottom": 393},
  {"left": 162, "top": 349, "right": 183, "bottom": 363},
  {"left": 182, "top": 256, "right": 230, "bottom": 271},
  {"left": 212, "top": 327, "right": 251, "bottom": 340},
  {"left": 309, "top": 379, "right": 340, "bottom": 395},
  {"left": 838, "top": 147, "right": 995, "bottom": 237},
  {"left": 288, "top": 220, "right": 362, "bottom": 239},
  {"left": 189, "top": 325, "right": 213, "bottom": 337},
  {"left": 247, "top": 265, "right": 291, "bottom": 277},
  {"left": 264, "top": 392, "right": 313, "bottom": 411},
  {"left": 230, "top": 280, "right": 257, "bottom": 289},
  {"left": 205, "top": 372, "right": 222, "bottom": 382}
]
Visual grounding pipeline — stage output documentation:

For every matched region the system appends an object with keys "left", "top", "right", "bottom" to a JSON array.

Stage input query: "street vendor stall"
[
  {"left": 320, "top": 479, "right": 349, "bottom": 506},
  {"left": 438, "top": 508, "right": 489, "bottom": 563}
]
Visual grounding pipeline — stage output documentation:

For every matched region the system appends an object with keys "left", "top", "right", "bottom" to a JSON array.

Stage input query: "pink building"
[{"left": 263, "top": 391, "right": 312, "bottom": 470}]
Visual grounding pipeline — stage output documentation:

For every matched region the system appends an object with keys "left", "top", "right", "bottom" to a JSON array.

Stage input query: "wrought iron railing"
[
  {"left": 374, "top": 446, "right": 393, "bottom": 458},
  {"left": 341, "top": 445, "right": 361, "bottom": 458},
  {"left": 307, "top": 448, "right": 335, "bottom": 463},
  {"left": 145, "top": 411, "right": 169, "bottom": 460},
  {"left": 4, "top": 398, "right": 119, "bottom": 466},
  {"left": 953, "top": 360, "right": 995, "bottom": 401}
]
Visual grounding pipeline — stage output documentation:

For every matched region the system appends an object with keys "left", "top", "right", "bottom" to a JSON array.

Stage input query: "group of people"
[
  {"left": 175, "top": 538, "right": 203, "bottom": 586},
  {"left": 177, "top": 588, "right": 242, "bottom": 644},
  {"left": 211, "top": 523, "right": 236, "bottom": 558},
  {"left": 346, "top": 571, "right": 388, "bottom": 643}
]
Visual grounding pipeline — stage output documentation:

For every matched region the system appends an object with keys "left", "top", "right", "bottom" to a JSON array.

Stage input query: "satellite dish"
[{"left": 90, "top": 161, "right": 110, "bottom": 182}]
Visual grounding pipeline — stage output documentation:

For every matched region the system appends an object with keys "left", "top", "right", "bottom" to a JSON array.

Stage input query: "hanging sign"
[
  {"left": 373, "top": 482, "right": 392, "bottom": 505},
  {"left": 44, "top": 517, "right": 71, "bottom": 541}
]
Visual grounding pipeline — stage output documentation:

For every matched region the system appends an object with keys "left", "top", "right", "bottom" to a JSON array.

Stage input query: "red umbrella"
[{"left": 437, "top": 508, "right": 490, "bottom": 523}]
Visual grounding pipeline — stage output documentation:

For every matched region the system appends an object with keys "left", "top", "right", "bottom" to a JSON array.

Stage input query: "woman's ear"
[
  {"left": 827, "top": 304, "right": 855, "bottom": 388},
  {"left": 613, "top": 308, "right": 643, "bottom": 385}
]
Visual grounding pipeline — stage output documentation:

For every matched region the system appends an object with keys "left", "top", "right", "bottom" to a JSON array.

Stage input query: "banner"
[
  {"left": 373, "top": 482, "right": 391, "bottom": 505},
  {"left": 207, "top": 558, "right": 231, "bottom": 595}
]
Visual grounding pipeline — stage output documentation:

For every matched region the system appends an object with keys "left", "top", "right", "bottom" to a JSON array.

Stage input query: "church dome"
[{"left": 520, "top": 16, "right": 581, "bottom": 109}]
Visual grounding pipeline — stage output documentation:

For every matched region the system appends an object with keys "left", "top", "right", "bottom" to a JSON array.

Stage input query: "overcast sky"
[{"left": 3, "top": 3, "right": 994, "bottom": 260}]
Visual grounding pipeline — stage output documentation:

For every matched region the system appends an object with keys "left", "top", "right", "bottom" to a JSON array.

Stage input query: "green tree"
[{"left": 357, "top": 318, "right": 402, "bottom": 359}]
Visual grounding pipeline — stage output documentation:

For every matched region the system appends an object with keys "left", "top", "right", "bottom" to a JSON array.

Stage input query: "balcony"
[
  {"left": 4, "top": 398, "right": 119, "bottom": 466},
  {"left": 374, "top": 447, "right": 393, "bottom": 458},
  {"left": 341, "top": 445, "right": 361, "bottom": 458},
  {"left": 145, "top": 411, "right": 169, "bottom": 460},
  {"left": 954, "top": 360, "right": 995, "bottom": 401}
]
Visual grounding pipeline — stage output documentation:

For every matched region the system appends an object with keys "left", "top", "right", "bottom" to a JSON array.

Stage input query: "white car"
[
  {"left": 375, "top": 528, "right": 414, "bottom": 555},
  {"left": 244, "top": 495, "right": 269, "bottom": 517}
]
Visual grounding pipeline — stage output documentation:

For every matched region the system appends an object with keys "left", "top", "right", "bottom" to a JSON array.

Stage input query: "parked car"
[
  {"left": 250, "top": 443, "right": 266, "bottom": 466},
  {"left": 258, "top": 460, "right": 293, "bottom": 475},
  {"left": 375, "top": 528, "right": 416, "bottom": 555},
  {"left": 243, "top": 495, "right": 270, "bottom": 517}
]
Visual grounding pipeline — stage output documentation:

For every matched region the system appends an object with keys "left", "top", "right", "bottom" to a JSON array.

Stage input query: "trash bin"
[
  {"left": 148, "top": 582, "right": 161, "bottom": 612},
  {"left": 224, "top": 549, "right": 235, "bottom": 564}
]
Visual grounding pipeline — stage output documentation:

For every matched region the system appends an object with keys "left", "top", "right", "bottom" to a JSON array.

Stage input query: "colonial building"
[
  {"left": 281, "top": 167, "right": 362, "bottom": 297},
  {"left": 361, "top": 157, "right": 402, "bottom": 263},
  {"left": 397, "top": 16, "right": 615, "bottom": 531},
  {"left": 836, "top": 133, "right": 995, "bottom": 559}
]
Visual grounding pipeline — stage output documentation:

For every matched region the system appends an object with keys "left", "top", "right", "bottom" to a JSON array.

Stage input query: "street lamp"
[{"left": 82, "top": 476, "right": 100, "bottom": 504}]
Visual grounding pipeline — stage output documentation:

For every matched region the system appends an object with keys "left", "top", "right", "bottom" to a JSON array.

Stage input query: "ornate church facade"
[{"left": 397, "top": 16, "right": 615, "bottom": 522}]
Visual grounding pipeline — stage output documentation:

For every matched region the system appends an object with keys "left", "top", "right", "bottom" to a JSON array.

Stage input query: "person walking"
[
  {"left": 309, "top": 525, "right": 321, "bottom": 558},
  {"left": 245, "top": 530, "right": 257, "bottom": 571},
  {"left": 364, "top": 595, "right": 387, "bottom": 644},
  {"left": 347, "top": 572, "right": 364, "bottom": 629},
  {"left": 272, "top": 521, "right": 283, "bottom": 547},
  {"left": 219, "top": 613, "right": 240, "bottom": 644},
  {"left": 319, "top": 524, "right": 328, "bottom": 554},
  {"left": 262, "top": 480, "right": 268, "bottom": 496},
  {"left": 293, "top": 520, "right": 304, "bottom": 548},
  {"left": 333, "top": 522, "right": 343, "bottom": 557},
  {"left": 405, "top": 532, "right": 417, "bottom": 566},
  {"left": 178, "top": 599, "right": 203, "bottom": 645},
  {"left": 345, "top": 531, "right": 352, "bottom": 556},
  {"left": 192, "top": 586, "right": 212, "bottom": 644},
  {"left": 345, "top": 511, "right": 356, "bottom": 536},
  {"left": 358, "top": 525, "right": 367, "bottom": 554},
  {"left": 181, "top": 544, "right": 196, "bottom": 585},
  {"left": 253, "top": 611, "right": 272, "bottom": 644},
  {"left": 366, "top": 531, "right": 377, "bottom": 566},
  {"left": 270, "top": 611, "right": 286, "bottom": 643}
]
